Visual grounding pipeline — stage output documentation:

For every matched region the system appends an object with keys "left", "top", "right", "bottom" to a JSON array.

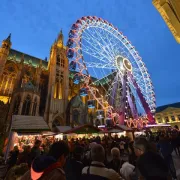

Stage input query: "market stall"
[
  {"left": 3, "top": 115, "right": 51, "bottom": 159},
  {"left": 63, "top": 124, "right": 102, "bottom": 139},
  {"left": 98, "top": 124, "right": 134, "bottom": 139}
]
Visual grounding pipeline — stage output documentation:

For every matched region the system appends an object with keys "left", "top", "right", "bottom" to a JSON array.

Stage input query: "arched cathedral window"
[
  {"left": 61, "top": 59, "right": 65, "bottom": 67},
  {"left": 32, "top": 97, "right": 37, "bottom": 116},
  {"left": 56, "top": 53, "right": 65, "bottom": 67},
  {"left": 57, "top": 54, "right": 60, "bottom": 66},
  {"left": 13, "top": 96, "right": 21, "bottom": 115},
  {"left": 54, "top": 70, "right": 63, "bottom": 99},
  {"left": 22, "top": 95, "right": 31, "bottom": 115}
]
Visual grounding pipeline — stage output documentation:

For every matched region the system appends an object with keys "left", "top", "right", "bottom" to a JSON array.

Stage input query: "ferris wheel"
[{"left": 66, "top": 16, "right": 156, "bottom": 128}]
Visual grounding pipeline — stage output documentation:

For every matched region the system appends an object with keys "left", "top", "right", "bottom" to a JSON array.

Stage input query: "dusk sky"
[{"left": 0, "top": 0, "right": 179, "bottom": 107}]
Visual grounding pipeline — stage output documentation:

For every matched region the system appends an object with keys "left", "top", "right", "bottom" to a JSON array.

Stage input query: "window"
[
  {"left": 56, "top": 54, "right": 65, "bottom": 67},
  {"left": 171, "top": 116, "right": 175, "bottom": 121},
  {"left": 56, "top": 55, "right": 60, "bottom": 66},
  {"left": 0, "top": 65, "right": 17, "bottom": 95},
  {"left": 22, "top": 95, "right": 31, "bottom": 115},
  {"left": 157, "top": 118, "right": 162, "bottom": 123},
  {"left": 32, "top": 98, "right": 37, "bottom": 116},
  {"left": 61, "top": 59, "right": 65, "bottom": 67},
  {"left": 56, "top": 70, "right": 63, "bottom": 82},
  {"left": 13, "top": 96, "right": 21, "bottom": 115},
  {"left": 165, "top": 116, "right": 169, "bottom": 122},
  {"left": 178, "top": 115, "right": 180, "bottom": 121}
]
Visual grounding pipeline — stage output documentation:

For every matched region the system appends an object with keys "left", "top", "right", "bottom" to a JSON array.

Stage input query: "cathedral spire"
[
  {"left": 57, "top": 29, "right": 64, "bottom": 46},
  {"left": 4, "top": 33, "right": 12, "bottom": 45},
  {"left": 1, "top": 33, "right": 12, "bottom": 48}
]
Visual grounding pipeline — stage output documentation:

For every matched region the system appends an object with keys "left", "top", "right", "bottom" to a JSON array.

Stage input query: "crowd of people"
[{"left": 1, "top": 129, "right": 180, "bottom": 180}]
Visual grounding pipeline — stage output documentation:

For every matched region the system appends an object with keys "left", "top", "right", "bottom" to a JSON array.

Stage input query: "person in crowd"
[
  {"left": 21, "top": 140, "right": 69, "bottom": 180},
  {"left": 157, "top": 134, "right": 177, "bottom": 179},
  {"left": 5, "top": 163, "right": 29, "bottom": 180},
  {"left": 7, "top": 146, "right": 19, "bottom": 170},
  {"left": 107, "top": 147, "right": 124, "bottom": 173},
  {"left": 134, "top": 137, "right": 170, "bottom": 180},
  {"left": 29, "top": 140, "right": 42, "bottom": 164},
  {"left": 170, "top": 133, "right": 179, "bottom": 156},
  {"left": 120, "top": 162, "right": 135, "bottom": 180},
  {"left": 16, "top": 145, "right": 31, "bottom": 166},
  {"left": 119, "top": 141, "right": 125, "bottom": 155},
  {"left": 128, "top": 141, "right": 137, "bottom": 166},
  {"left": 81, "top": 144, "right": 122, "bottom": 180},
  {"left": 65, "top": 145, "right": 84, "bottom": 180},
  {"left": 83, "top": 142, "right": 97, "bottom": 166}
]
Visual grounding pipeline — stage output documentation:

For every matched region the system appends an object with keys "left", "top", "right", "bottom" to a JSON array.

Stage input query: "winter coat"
[
  {"left": 81, "top": 161, "right": 122, "bottom": 180},
  {"left": 136, "top": 151, "right": 169, "bottom": 180},
  {"left": 21, "top": 155, "right": 66, "bottom": 180},
  {"left": 65, "top": 157, "right": 83, "bottom": 180}
]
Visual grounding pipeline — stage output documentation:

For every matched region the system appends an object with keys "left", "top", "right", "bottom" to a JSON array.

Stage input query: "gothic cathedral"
[{"left": 0, "top": 31, "right": 90, "bottom": 131}]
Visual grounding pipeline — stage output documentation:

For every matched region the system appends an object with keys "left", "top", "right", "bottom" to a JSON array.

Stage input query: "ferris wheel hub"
[
  {"left": 123, "top": 58, "right": 132, "bottom": 72},
  {"left": 115, "top": 56, "right": 132, "bottom": 72}
]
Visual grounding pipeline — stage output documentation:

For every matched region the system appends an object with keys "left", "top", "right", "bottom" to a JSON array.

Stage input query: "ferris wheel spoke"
[
  {"left": 83, "top": 29, "right": 108, "bottom": 55},
  {"left": 85, "top": 28, "right": 115, "bottom": 61},
  {"left": 82, "top": 34, "right": 113, "bottom": 63},
  {"left": 82, "top": 42, "right": 111, "bottom": 63},
  {"left": 93, "top": 27, "right": 117, "bottom": 59},
  {"left": 85, "top": 61, "right": 116, "bottom": 69}
]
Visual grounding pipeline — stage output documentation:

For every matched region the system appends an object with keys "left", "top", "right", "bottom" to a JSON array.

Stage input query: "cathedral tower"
[
  {"left": 44, "top": 30, "right": 69, "bottom": 129},
  {"left": 0, "top": 34, "right": 12, "bottom": 77}
]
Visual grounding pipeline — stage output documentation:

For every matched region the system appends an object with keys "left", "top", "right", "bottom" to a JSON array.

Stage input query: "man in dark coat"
[
  {"left": 65, "top": 146, "right": 84, "bottom": 180},
  {"left": 21, "top": 141, "right": 69, "bottom": 180},
  {"left": 134, "top": 137, "right": 170, "bottom": 180}
]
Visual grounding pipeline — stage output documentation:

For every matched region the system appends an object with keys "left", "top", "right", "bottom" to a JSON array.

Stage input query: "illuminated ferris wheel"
[{"left": 66, "top": 16, "right": 156, "bottom": 128}]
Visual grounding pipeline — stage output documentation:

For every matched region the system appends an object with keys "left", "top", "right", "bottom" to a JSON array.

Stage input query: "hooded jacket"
[{"left": 21, "top": 155, "right": 65, "bottom": 180}]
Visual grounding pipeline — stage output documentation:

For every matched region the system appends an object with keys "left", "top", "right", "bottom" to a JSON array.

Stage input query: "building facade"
[
  {"left": 153, "top": 0, "right": 180, "bottom": 43},
  {"left": 155, "top": 102, "right": 180, "bottom": 128}
]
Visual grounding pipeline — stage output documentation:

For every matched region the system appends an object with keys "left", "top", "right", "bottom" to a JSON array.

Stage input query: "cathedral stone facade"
[{"left": 0, "top": 32, "right": 92, "bottom": 131}]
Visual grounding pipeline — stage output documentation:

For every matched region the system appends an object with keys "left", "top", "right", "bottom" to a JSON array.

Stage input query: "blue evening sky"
[{"left": 0, "top": 0, "right": 179, "bottom": 107}]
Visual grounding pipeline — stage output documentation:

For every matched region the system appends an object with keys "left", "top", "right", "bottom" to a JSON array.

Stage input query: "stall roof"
[
  {"left": 12, "top": 115, "right": 50, "bottom": 132},
  {"left": 115, "top": 125, "right": 133, "bottom": 131},
  {"left": 145, "top": 124, "right": 171, "bottom": 128},
  {"left": 56, "top": 126, "right": 72, "bottom": 133},
  {"left": 64, "top": 124, "right": 101, "bottom": 134},
  {"left": 101, "top": 128, "right": 123, "bottom": 133}
]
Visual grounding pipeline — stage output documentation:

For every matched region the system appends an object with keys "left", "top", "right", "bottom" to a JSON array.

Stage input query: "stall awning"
[
  {"left": 64, "top": 124, "right": 101, "bottom": 134},
  {"left": 12, "top": 115, "right": 50, "bottom": 132}
]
